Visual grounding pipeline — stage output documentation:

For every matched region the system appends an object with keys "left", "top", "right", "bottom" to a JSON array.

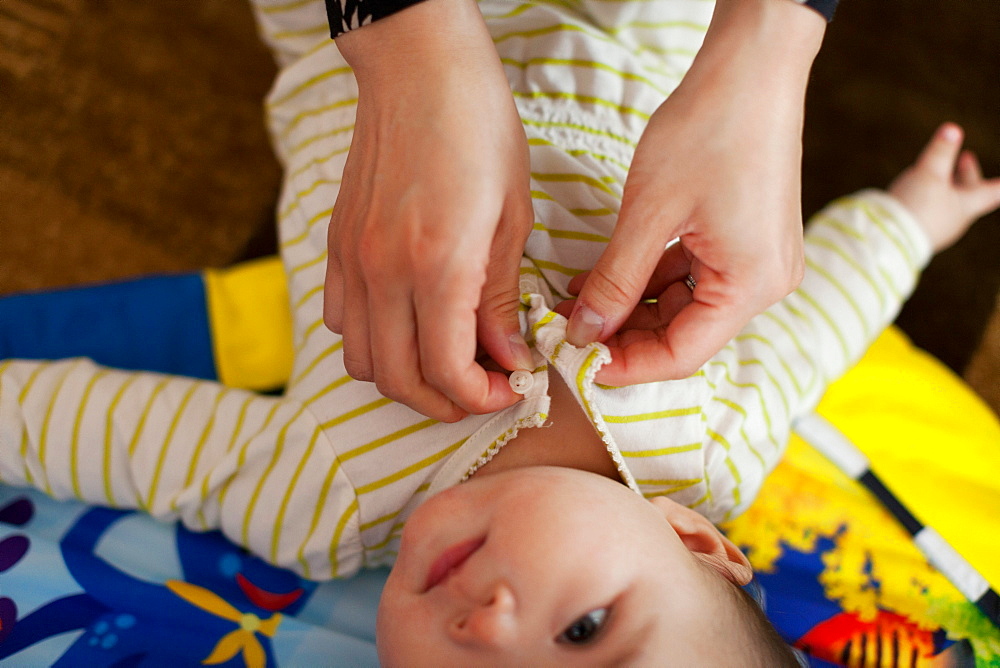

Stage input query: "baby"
[{"left": 2, "top": 0, "right": 999, "bottom": 665}]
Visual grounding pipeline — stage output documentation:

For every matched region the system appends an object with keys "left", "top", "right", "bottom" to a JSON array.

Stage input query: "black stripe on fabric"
[
  {"left": 976, "top": 589, "right": 1000, "bottom": 628},
  {"left": 804, "top": 0, "right": 839, "bottom": 21},
  {"left": 858, "top": 471, "right": 923, "bottom": 536}
]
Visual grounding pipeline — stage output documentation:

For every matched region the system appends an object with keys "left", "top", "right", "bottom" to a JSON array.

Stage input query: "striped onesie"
[{"left": 0, "top": 0, "right": 930, "bottom": 580}]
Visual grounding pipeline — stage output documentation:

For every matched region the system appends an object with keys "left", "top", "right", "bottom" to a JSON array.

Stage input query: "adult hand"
[
  {"left": 327, "top": 0, "right": 535, "bottom": 422},
  {"left": 560, "top": 0, "right": 826, "bottom": 386}
]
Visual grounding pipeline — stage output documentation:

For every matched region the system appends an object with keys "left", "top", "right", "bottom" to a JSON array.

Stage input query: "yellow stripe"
[
  {"left": 606, "top": 20, "right": 708, "bottom": 35},
  {"left": 500, "top": 56, "right": 670, "bottom": 96},
  {"left": 621, "top": 442, "right": 700, "bottom": 458},
  {"left": 243, "top": 404, "right": 309, "bottom": 546},
  {"left": 268, "top": 65, "right": 353, "bottom": 107},
  {"left": 294, "top": 284, "right": 324, "bottom": 310},
  {"left": 290, "top": 341, "right": 344, "bottom": 387},
  {"left": 70, "top": 369, "right": 109, "bottom": 499},
  {"left": 199, "top": 393, "right": 256, "bottom": 527},
  {"left": 710, "top": 397, "right": 766, "bottom": 469},
  {"left": 174, "top": 388, "right": 230, "bottom": 513},
  {"left": 280, "top": 98, "right": 359, "bottom": 141},
  {"left": 733, "top": 333, "right": 803, "bottom": 396},
  {"left": 319, "top": 397, "right": 393, "bottom": 431},
  {"left": 530, "top": 310, "right": 558, "bottom": 335},
  {"left": 533, "top": 222, "right": 610, "bottom": 242},
  {"left": 341, "top": 419, "right": 438, "bottom": 463},
  {"left": 355, "top": 438, "right": 464, "bottom": 496},
  {"left": 216, "top": 399, "right": 285, "bottom": 511},
  {"left": 573, "top": 348, "right": 606, "bottom": 429},
  {"left": 635, "top": 477, "right": 701, "bottom": 486},
  {"left": 603, "top": 407, "right": 700, "bottom": 423},
  {"left": 363, "top": 523, "right": 405, "bottom": 552},
  {"left": 359, "top": 508, "right": 403, "bottom": 533},
  {"left": 286, "top": 139, "right": 351, "bottom": 179},
  {"left": 127, "top": 377, "right": 170, "bottom": 457},
  {"left": 805, "top": 257, "right": 872, "bottom": 335},
  {"left": 641, "top": 480, "right": 701, "bottom": 497},
  {"left": 806, "top": 235, "right": 885, "bottom": 311},
  {"left": 760, "top": 311, "right": 817, "bottom": 397},
  {"left": 813, "top": 213, "right": 864, "bottom": 241},
  {"left": 528, "top": 257, "right": 585, "bottom": 277},
  {"left": 303, "top": 374, "right": 353, "bottom": 409},
  {"left": 330, "top": 497, "right": 359, "bottom": 577},
  {"left": 104, "top": 374, "right": 139, "bottom": 505},
  {"left": 17, "top": 363, "right": 48, "bottom": 486},
  {"left": 733, "top": 357, "right": 790, "bottom": 420},
  {"left": 527, "top": 137, "right": 631, "bottom": 171},
  {"left": 296, "top": 318, "right": 327, "bottom": 352},
  {"left": 288, "top": 125, "right": 353, "bottom": 161},
  {"left": 511, "top": 90, "right": 650, "bottom": 121},
  {"left": 521, "top": 117, "right": 636, "bottom": 148},
  {"left": 795, "top": 287, "right": 851, "bottom": 362},
  {"left": 277, "top": 177, "right": 341, "bottom": 220},
  {"left": 706, "top": 360, "right": 779, "bottom": 453},
  {"left": 259, "top": 0, "right": 322, "bottom": 14},
  {"left": 531, "top": 171, "right": 620, "bottom": 197},
  {"left": 854, "top": 200, "right": 916, "bottom": 268},
  {"left": 143, "top": 382, "right": 199, "bottom": 511},
  {"left": 271, "top": 427, "right": 322, "bottom": 562},
  {"left": 269, "top": 23, "right": 327, "bottom": 40},
  {"left": 289, "top": 252, "right": 326, "bottom": 276},
  {"left": 298, "top": 448, "right": 342, "bottom": 576}
]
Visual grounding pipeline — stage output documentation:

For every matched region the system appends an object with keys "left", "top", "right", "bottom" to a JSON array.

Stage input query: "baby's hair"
[
  {"left": 693, "top": 557, "right": 801, "bottom": 667},
  {"left": 722, "top": 578, "right": 802, "bottom": 667}
]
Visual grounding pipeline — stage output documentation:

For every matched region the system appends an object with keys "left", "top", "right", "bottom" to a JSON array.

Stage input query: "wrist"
[
  {"left": 337, "top": 0, "right": 494, "bottom": 86},
  {"left": 693, "top": 0, "right": 825, "bottom": 87}
]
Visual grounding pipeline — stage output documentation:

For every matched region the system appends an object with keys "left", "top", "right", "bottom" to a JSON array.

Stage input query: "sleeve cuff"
[
  {"left": 325, "top": 0, "right": 429, "bottom": 37},
  {"left": 791, "top": 0, "right": 839, "bottom": 22}
]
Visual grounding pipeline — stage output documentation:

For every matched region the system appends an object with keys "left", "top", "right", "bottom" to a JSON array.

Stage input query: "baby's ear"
[{"left": 649, "top": 497, "right": 753, "bottom": 586}]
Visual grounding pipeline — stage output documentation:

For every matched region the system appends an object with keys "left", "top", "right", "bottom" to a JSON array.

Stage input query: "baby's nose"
[{"left": 448, "top": 582, "right": 517, "bottom": 648}]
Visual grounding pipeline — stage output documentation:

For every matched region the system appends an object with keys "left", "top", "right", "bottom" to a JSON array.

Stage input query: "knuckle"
[
  {"left": 342, "top": 353, "right": 374, "bottom": 383},
  {"left": 586, "top": 264, "right": 642, "bottom": 308}
]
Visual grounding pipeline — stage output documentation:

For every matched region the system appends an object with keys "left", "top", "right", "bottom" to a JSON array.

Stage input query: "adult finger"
[
  {"left": 477, "top": 197, "right": 536, "bottom": 372},
  {"left": 595, "top": 298, "right": 751, "bottom": 385},
  {"left": 368, "top": 287, "right": 467, "bottom": 423},
  {"left": 567, "top": 243, "right": 690, "bottom": 300},
  {"left": 916, "top": 123, "right": 964, "bottom": 179},
  {"left": 416, "top": 276, "right": 520, "bottom": 416},
  {"left": 566, "top": 201, "right": 683, "bottom": 346},
  {"left": 339, "top": 267, "right": 375, "bottom": 383},
  {"left": 323, "top": 216, "right": 346, "bottom": 334}
]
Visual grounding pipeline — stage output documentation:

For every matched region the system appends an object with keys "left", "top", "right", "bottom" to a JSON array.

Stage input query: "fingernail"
[
  {"left": 509, "top": 333, "right": 534, "bottom": 370},
  {"left": 941, "top": 124, "right": 960, "bottom": 142},
  {"left": 567, "top": 304, "right": 605, "bottom": 346}
]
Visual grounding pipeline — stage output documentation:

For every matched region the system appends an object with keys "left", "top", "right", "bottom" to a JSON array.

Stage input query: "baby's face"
[{"left": 377, "top": 466, "right": 745, "bottom": 666}]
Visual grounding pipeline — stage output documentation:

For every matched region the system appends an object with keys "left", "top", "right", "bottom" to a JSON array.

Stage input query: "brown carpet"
[{"left": 1, "top": 0, "right": 998, "bottom": 416}]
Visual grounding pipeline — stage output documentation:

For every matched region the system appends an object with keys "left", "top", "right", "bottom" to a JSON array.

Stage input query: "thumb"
[
  {"left": 915, "top": 122, "right": 964, "bottom": 179},
  {"left": 567, "top": 210, "right": 670, "bottom": 346},
  {"left": 477, "top": 204, "right": 535, "bottom": 372}
]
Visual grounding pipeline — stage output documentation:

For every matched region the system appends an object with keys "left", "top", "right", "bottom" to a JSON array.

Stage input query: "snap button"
[{"left": 508, "top": 369, "right": 534, "bottom": 395}]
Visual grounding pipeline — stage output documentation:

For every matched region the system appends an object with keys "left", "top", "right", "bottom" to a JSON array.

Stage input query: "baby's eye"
[{"left": 558, "top": 608, "right": 608, "bottom": 645}]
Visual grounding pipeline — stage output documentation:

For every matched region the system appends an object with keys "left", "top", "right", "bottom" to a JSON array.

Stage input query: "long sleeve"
[
  {"left": 697, "top": 189, "right": 932, "bottom": 520},
  {"left": 0, "top": 358, "right": 361, "bottom": 579}
]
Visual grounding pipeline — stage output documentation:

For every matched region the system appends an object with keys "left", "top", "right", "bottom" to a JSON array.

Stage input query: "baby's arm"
[
  {"left": 700, "top": 124, "right": 999, "bottom": 518},
  {"left": 0, "top": 358, "right": 354, "bottom": 578}
]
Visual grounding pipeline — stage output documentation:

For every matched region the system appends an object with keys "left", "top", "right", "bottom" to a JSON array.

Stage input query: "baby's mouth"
[{"left": 423, "top": 537, "right": 486, "bottom": 593}]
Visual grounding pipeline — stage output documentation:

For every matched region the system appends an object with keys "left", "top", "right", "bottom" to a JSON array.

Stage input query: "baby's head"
[{"left": 377, "top": 466, "right": 797, "bottom": 666}]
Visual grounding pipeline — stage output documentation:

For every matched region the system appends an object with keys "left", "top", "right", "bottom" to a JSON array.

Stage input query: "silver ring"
[{"left": 684, "top": 274, "right": 697, "bottom": 291}]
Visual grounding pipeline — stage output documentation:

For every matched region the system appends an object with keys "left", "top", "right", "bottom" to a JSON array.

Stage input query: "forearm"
[{"left": 680, "top": 0, "right": 826, "bottom": 133}]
